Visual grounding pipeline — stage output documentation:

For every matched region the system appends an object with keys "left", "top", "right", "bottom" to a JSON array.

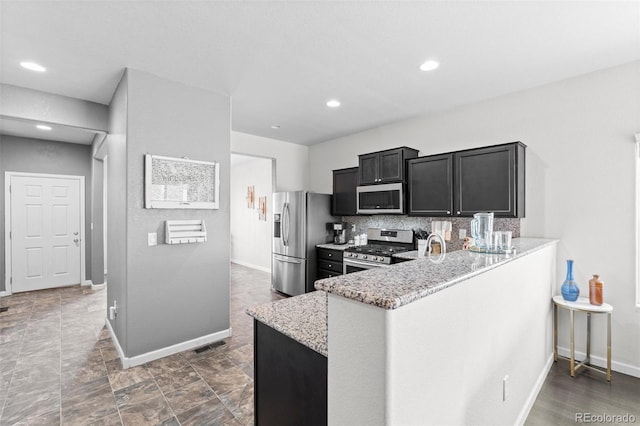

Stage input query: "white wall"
[
  {"left": 230, "top": 157, "right": 273, "bottom": 272},
  {"left": 231, "top": 131, "right": 308, "bottom": 192},
  {"left": 311, "top": 61, "right": 640, "bottom": 376},
  {"left": 328, "top": 244, "right": 557, "bottom": 425}
]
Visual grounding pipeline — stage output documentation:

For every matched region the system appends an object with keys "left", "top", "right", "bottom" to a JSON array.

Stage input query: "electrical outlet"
[
  {"left": 148, "top": 232, "right": 157, "bottom": 246},
  {"left": 459, "top": 229, "right": 467, "bottom": 239},
  {"left": 503, "top": 375, "right": 509, "bottom": 401},
  {"left": 109, "top": 300, "right": 118, "bottom": 320}
]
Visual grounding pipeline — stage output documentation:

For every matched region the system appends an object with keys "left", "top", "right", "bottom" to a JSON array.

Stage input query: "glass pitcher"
[{"left": 470, "top": 212, "right": 494, "bottom": 250}]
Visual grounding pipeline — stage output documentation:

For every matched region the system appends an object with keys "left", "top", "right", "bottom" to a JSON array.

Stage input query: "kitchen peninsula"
[{"left": 248, "top": 238, "right": 557, "bottom": 425}]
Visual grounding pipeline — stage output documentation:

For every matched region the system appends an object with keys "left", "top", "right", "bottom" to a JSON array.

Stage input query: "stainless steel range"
[{"left": 343, "top": 228, "right": 414, "bottom": 274}]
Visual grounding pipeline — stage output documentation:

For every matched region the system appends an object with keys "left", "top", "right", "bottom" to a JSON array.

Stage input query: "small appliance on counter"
[
  {"left": 332, "top": 223, "right": 347, "bottom": 245},
  {"left": 343, "top": 228, "right": 414, "bottom": 274}
]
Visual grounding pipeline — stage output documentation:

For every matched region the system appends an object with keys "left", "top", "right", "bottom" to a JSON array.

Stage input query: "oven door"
[{"left": 343, "top": 258, "right": 391, "bottom": 274}]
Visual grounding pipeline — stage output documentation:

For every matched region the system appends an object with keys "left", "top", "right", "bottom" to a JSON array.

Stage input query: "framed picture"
[{"left": 144, "top": 154, "right": 220, "bottom": 209}]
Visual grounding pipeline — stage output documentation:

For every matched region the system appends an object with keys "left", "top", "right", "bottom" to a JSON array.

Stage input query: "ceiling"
[{"left": 1, "top": 1, "right": 639, "bottom": 146}]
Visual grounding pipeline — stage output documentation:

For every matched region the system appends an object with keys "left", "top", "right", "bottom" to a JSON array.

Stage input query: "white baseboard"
[
  {"left": 516, "top": 353, "right": 554, "bottom": 426},
  {"left": 231, "top": 259, "right": 271, "bottom": 274},
  {"left": 557, "top": 346, "right": 640, "bottom": 378},
  {"left": 106, "top": 319, "right": 232, "bottom": 369},
  {"left": 91, "top": 283, "right": 106, "bottom": 291},
  {"left": 81, "top": 279, "right": 93, "bottom": 287},
  {"left": 0, "top": 290, "right": 10, "bottom": 298}
]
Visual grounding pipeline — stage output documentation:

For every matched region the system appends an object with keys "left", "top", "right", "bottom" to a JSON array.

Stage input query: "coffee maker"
[{"left": 333, "top": 223, "right": 347, "bottom": 245}]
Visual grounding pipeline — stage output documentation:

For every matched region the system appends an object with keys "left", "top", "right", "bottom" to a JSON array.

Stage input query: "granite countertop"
[
  {"left": 393, "top": 250, "right": 419, "bottom": 260},
  {"left": 316, "top": 243, "right": 354, "bottom": 251},
  {"left": 246, "top": 291, "right": 327, "bottom": 357},
  {"left": 315, "top": 238, "right": 557, "bottom": 310}
]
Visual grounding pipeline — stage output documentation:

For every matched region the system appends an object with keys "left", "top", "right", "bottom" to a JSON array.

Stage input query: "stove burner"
[{"left": 344, "top": 244, "right": 411, "bottom": 264}]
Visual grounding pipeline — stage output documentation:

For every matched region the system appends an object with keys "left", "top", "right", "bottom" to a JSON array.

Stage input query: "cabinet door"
[
  {"left": 454, "top": 144, "right": 518, "bottom": 217},
  {"left": 358, "top": 153, "right": 379, "bottom": 185},
  {"left": 332, "top": 167, "right": 358, "bottom": 216},
  {"left": 407, "top": 154, "right": 453, "bottom": 216},
  {"left": 378, "top": 149, "right": 403, "bottom": 182}
]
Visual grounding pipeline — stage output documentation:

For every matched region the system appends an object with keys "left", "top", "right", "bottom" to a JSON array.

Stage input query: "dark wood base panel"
[{"left": 254, "top": 320, "right": 327, "bottom": 426}]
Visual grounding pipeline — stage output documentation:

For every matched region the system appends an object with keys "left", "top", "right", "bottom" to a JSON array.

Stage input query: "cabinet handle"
[
  {"left": 328, "top": 253, "right": 332, "bottom": 257},
  {"left": 328, "top": 264, "right": 332, "bottom": 268},
  {"left": 447, "top": 211, "right": 451, "bottom": 214},
  {"left": 457, "top": 211, "right": 461, "bottom": 215}
]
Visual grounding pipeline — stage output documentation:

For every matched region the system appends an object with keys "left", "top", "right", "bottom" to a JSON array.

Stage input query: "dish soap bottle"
[
  {"left": 589, "top": 274, "right": 603, "bottom": 306},
  {"left": 561, "top": 259, "right": 580, "bottom": 302}
]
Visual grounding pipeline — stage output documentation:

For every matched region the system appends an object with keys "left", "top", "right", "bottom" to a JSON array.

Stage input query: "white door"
[{"left": 10, "top": 175, "right": 82, "bottom": 292}]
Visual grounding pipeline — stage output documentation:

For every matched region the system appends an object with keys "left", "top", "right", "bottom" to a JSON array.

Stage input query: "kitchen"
[{"left": 1, "top": 1, "right": 639, "bottom": 425}]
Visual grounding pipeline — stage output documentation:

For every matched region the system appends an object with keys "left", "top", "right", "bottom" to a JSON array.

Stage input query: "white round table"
[{"left": 552, "top": 295, "right": 613, "bottom": 381}]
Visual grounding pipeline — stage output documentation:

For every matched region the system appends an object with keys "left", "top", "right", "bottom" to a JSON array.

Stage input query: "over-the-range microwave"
[{"left": 356, "top": 182, "right": 404, "bottom": 215}]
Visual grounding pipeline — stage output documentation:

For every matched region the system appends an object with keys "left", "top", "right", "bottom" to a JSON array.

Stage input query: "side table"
[{"left": 552, "top": 295, "right": 613, "bottom": 381}]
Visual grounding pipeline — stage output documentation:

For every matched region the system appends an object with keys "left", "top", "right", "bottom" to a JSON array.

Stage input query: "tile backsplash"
[{"left": 342, "top": 215, "right": 520, "bottom": 252}]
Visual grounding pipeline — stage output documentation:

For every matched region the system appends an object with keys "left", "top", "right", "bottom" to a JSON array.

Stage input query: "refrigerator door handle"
[
  {"left": 274, "top": 255, "right": 301, "bottom": 264},
  {"left": 282, "top": 202, "right": 290, "bottom": 246}
]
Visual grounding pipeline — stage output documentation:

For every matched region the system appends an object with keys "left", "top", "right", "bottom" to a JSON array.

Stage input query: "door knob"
[{"left": 73, "top": 232, "right": 79, "bottom": 235}]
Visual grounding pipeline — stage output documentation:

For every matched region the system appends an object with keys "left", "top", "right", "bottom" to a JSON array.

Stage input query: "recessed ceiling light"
[
  {"left": 419, "top": 60, "right": 439, "bottom": 71},
  {"left": 20, "top": 61, "right": 46, "bottom": 72},
  {"left": 36, "top": 124, "right": 52, "bottom": 131},
  {"left": 271, "top": 125, "right": 280, "bottom": 129},
  {"left": 326, "top": 99, "right": 341, "bottom": 108}
]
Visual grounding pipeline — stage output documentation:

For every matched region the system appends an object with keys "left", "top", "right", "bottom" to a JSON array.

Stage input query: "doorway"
[
  {"left": 230, "top": 154, "right": 275, "bottom": 273},
  {"left": 5, "top": 172, "right": 85, "bottom": 293}
]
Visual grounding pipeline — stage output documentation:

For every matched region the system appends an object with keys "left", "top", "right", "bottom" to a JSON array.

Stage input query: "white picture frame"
[{"left": 144, "top": 154, "right": 220, "bottom": 209}]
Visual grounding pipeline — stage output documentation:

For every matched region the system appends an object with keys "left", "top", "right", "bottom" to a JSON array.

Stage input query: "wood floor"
[{"left": 526, "top": 358, "right": 640, "bottom": 425}]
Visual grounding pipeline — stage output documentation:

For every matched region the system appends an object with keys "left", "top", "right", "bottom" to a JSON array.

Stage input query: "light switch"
[
  {"left": 459, "top": 229, "right": 467, "bottom": 239},
  {"left": 148, "top": 232, "right": 157, "bottom": 246}
]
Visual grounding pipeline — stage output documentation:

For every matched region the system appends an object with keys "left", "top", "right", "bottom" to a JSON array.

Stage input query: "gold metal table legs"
[{"left": 552, "top": 302, "right": 611, "bottom": 382}]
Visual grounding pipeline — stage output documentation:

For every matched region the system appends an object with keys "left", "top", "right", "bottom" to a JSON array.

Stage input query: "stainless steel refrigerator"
[{"left": 272, "top": 191, "right": 335, "bottom": 296}]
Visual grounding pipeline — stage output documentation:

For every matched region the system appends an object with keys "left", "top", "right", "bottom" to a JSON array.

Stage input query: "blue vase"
[{"left": 561, "top": 259, "right": 580, "bottom": 301}]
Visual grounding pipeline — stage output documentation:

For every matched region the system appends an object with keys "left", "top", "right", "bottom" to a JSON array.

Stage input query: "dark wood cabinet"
[
  {"left": 316, "top": 248, "right": 343, "bottom": 279},
  {"left": 407, "top": 142, "right": 525, "bottom": 218},
  {"left": 407, "top": 154, "right": 454, "bottom": 216},
  {"left": 358, "top": 147, "right": 419, "bottom": 185},
  {"left": 254, "top": 320, "right": 327, "bottom": 426},
  {"left": 332, "top": 167, "right": 358, "bottom": 216},
  {"left": 454, "top": 142, "right": 525, "bottom": 217}
]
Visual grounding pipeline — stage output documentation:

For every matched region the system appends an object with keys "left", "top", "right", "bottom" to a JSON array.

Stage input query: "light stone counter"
[
  {"left": 315, "top": 238, "right": 557, "bottom": 310},
  {"left": 246, "top": 291, "right": 327, "bottom": 357}
]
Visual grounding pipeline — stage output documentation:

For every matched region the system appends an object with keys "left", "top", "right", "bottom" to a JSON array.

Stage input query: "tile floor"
[{"left": 0, "top": 264, "right": 284, "bottom": 425}]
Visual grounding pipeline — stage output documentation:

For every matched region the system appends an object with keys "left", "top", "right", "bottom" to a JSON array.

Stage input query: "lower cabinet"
[
  {"left": 317, "top": 248, "right": 344, "bottom": 279},
  {"left": 254, "top": 320, "right": 327, "bottom": 426}
]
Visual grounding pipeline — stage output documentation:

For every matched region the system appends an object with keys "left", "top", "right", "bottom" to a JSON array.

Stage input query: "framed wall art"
[{"left": 144, "top": 154, "right": 220, "bottom": 209}]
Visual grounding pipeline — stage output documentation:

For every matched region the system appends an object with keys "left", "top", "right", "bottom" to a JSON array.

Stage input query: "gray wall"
[
  {"left": 90, "top": 154, "right": 105, "bottom": 285},
  {"left": 108, "top": 69, "right": 231, "bottom": 358},
  {"left": 106, "top": 72, "right": 129, "bottom": 349},
  {"left": 1, "top": 83, "right": 108, "bottom": 131},
  {"left": 0, "top": 136, "right": 93, "bottom": 292}
]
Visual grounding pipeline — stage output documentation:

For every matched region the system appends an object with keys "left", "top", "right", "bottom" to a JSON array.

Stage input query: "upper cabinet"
[
  {"left": 408, "top": 142, "right": 525, "bottom": 218},
  {"left": 407, "top": 154, "right": 454, "bottom": 216},
  {"left": 454, "top": 142, "right": 525, "bottom": 217},
  {"left": 358, "top": 147, "right": 419, "bottom": 185},
  {"left": 332, "top": 167, "right": 359, "bottom": 216}
]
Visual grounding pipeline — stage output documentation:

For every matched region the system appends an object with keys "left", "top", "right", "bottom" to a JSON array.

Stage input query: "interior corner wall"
[
  {"left": 308, "top": 61, "right": 640, "bottom": 375},
  {"left": 230, "top": 158, "right": 273, "bottom": 272},
  {"left": 231, "top": 131, "right": 309, "bottom": 192},
  {"left": 0, "top": 135, "right": 93, "bottom": 293},
  {"left": 124, "top": 69, "right": 231, "bottom": 357}
]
